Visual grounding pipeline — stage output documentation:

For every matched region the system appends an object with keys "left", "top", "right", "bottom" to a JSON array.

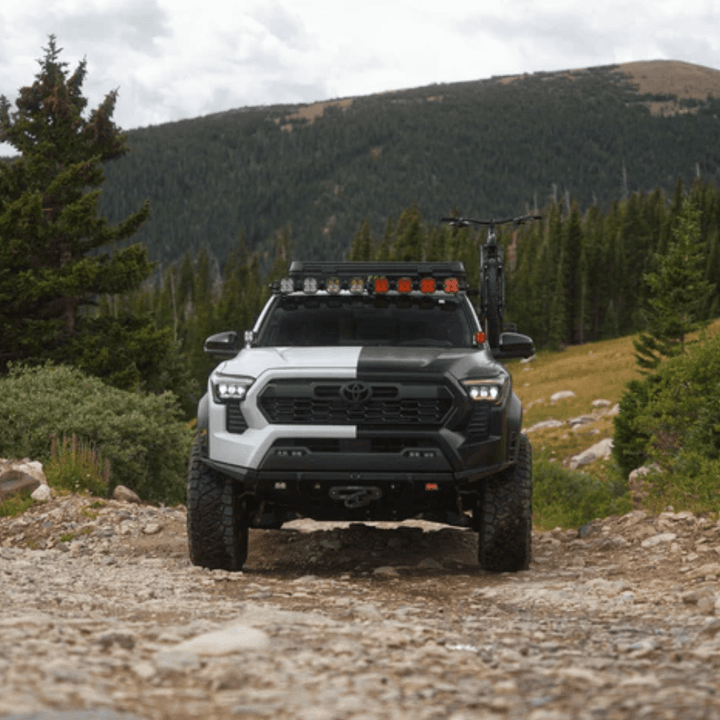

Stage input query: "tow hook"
[{"left": 329, "top": 486, "right": 382, "bottom": 509}]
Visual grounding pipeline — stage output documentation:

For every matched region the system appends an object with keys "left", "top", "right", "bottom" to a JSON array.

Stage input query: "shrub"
[
  {"left": 533, "top": 453, "right": 631, "bottom": 530},
  {"left": 0, "top": 363, "right": 193, "bottom": 504},
  {"left": 612, "top": 331, "right": 720, "bottom": 512}
]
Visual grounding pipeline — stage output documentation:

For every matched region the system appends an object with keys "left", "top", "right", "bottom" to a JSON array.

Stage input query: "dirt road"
[{"left": 1, "top": 495, "right": 720, "bottom": 720}]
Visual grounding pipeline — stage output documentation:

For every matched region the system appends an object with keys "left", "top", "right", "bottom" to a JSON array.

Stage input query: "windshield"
[{"left": 257, "top": 294, "right": 476, "bottom": 348}]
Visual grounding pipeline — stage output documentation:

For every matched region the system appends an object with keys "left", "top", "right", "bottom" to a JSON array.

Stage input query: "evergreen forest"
[{"left": 96, "top": 63, "right": 720, "bottom": 269}]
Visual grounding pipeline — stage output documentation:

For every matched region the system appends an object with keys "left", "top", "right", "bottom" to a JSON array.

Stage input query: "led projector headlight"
[
  {"left": 462, "top": 378, "right": 507, "bottom": 403},
  {"left": 211, "top": 375, "right": 254, "bottom": 403}
]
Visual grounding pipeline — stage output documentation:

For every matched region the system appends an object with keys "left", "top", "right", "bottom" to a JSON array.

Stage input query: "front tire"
[
  {"left": 187, "top": 434, "right": 249, "bottom": 570},
  {"left": 475, "top": 434, "right": 532, "bottom": 572}
]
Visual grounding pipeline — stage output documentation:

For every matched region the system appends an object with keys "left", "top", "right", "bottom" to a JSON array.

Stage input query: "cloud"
[
  {"left": 249, "top": 0, "right": 314, "bottom": 52},
  {"left": 48, "top": 0, "right": 171, "bottom": 56}
]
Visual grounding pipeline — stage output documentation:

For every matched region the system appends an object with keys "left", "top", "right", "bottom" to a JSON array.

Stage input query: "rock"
[
  {"left": 30, "top": 484, "right": 52, "bottom": 502},
  {"left": 112, "top": 485, "right": 141, "bottom": 504},
  {"left": 568, "top": 414, "right": 595, "bottom": 429},
  {"left": 550, "top": 390, "right": 576, "bottom": 402},
  {"left": 568, "top": 438, "right": 613, "bottom": 470},
  {"left": 525, "top": 419, "right": 564, "bottom": 433},
  {"left": 591, "top": 399, "right": 612, "bottom": 408},
  {"left": 641, "top": 532, "right": 677, "bottom": 548},
  {"left": 141, "top": 522, "right": 163, "bottom": 535},
  {"left": 0, "top": 459, "right": 48, "bottom": 501},
  {"left": 167, "top": 623, "right": 270, "bottom": 656}
]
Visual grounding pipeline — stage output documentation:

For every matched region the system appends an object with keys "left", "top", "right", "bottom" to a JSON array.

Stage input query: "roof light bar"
[
  {"left": 303, "top": 277, "right": 318, "bottom": 294},
  {"left": 350, "top": 277, "right": 365, "bottom": 294},
  {"left": 326, "top": 277, "right": 341, "bottom": 294},
  {"left": 280, "top": 278, "right": 294, "bottom": 293}
]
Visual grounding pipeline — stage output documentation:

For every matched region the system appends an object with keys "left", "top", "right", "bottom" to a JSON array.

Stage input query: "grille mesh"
[
  {"left": 226, "top": 403, "right": 248, "bottom": 434},
  {"left": 467, "top": 404, "right": 491, "bottom": 439},
  {"left": 260, "top": 382, "right": 452, "bottom": 426}
]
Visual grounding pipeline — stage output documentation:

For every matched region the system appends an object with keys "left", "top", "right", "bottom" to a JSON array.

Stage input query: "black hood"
[{"left": 357, "top": 346, "right": 505, "bottom": 381}]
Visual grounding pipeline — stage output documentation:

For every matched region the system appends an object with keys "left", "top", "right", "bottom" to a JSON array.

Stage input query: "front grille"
[
  {"left": 466, "top": 404, "right": 491, "bottom": 440},
  {"left": 226, "top": 403, "right": 248, "bottom": 434},
  {"left": 259, "top": 381, "right": 453, "bottom": 426}
]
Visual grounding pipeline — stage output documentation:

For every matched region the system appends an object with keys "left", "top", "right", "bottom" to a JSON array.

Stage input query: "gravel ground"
[{"left": 1, "top": 494, "right": 720, "bottom": 720}]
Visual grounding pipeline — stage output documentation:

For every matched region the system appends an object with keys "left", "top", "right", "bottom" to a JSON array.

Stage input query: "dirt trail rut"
[{"left": 1, "top": 495, "right": 720, "bottom": 720}]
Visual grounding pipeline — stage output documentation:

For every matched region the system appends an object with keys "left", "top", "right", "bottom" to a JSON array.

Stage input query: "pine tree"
[
  {"left": 348, "top": 218, "right": 373, "bottom": 261},
  {"left": 0, "top": 37, "right": 173, "bottom": 392},
  {"left": 633, "top": 197, "right": 715, "bottom": 373}
]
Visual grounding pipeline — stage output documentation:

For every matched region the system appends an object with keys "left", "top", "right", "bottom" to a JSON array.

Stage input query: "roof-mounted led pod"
[
  {"left": 421, "top": 278, "right": 436, "bottom": 294},
  {"left": 326, "top": 277, "right": 341, "bottom": 294},
  {"left": 374, "top": 277, "right": 389, "bottom": 294},
  {"left": 280, "top": 277, "right": 294, "bottom": 293},
  {"left": 444, "top": 277, "right": 460, "bottom": 293},
  {"left": 397, "top": 277, "right": 413, "bottom": 293},
  {"left": 303, "top": 277, "right": 318, "bottom": 294},
  {"left": 350, "top": 277, "right": 364, "bottom": 294}
]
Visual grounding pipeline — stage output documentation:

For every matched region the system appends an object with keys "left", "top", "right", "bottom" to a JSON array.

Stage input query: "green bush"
[
  {"left": 612, "top": 331, "right": 720, "bottom": 512},
  {"left": 0, "top": 363, "right": 193, "bottom": 504},
  {"left": 533, "top": 454, "right": 631, "bottom": 530},
  {"left": 613, "top": 375, "right": 661, "bottom": 478}
]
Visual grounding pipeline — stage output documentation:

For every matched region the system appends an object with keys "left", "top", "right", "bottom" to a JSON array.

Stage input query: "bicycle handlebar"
[{"left": 441, "top": 214, "right": 542, "bottom": 228}]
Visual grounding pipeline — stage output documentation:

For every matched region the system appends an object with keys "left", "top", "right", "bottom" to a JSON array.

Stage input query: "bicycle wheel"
[{"left": 485, "top": 260, "right": 502, "bottom": 349}]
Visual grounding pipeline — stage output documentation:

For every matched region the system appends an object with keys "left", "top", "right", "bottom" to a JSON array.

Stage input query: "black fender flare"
[
  {"left": 197, "top": 393, "right": 209, "bottom": 433},
  {"left": 506, "top": 392, "right": 523, "bottom": 461}
]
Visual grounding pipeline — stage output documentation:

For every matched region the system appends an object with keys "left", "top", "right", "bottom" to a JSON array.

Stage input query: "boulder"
[
  {"left": 550, "top": 390, "right": 576, "bottom": 402},
  {"left": 591, "top": 399, "right": 612, "bottom": 408},
  {"left": 568, "top": 438, "right": 614, "bottom": 470},
  {"left": 0, "top": 458, "right": 48, "bottom": 501},
  {"left": 113, "top": 485, "right": 141, "bottom": 504}
]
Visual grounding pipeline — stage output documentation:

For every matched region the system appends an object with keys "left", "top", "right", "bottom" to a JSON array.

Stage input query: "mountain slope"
[{"left": 99, "top": 60, "right": 720, "bottom": 267}]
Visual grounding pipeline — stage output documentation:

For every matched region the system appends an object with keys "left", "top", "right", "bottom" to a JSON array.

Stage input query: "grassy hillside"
[
  {"left": 97, "top": 60, "right": 720, "bottom": 269},
  {"left": 512, "top": 318, "right": 720, "bottom": 529}
]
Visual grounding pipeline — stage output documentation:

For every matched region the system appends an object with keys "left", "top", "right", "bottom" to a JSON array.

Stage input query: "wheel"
[
  {"left": 475, "top": 433, "right": 532, "bottom": 572},
  {"left": 484, "top": 260, "right": 502, "bottom": 349},
  {"left": 187, "top": 433, "right": 248, "bottom": 570}
]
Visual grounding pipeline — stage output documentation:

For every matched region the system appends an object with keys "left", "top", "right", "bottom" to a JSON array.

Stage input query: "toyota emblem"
[{"left": 341, "top": 382, "right": 372, "bottom": 404}]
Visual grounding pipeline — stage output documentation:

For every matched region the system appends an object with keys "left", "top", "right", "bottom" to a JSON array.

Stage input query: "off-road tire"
[
  {"left": 475, "top": 433, "right": 532, "bottom": 572},
  {"left": 187, "top": 434, "right": 248, "bottom": 571},
  {"left": 484, "top": 260, "right": 502, "bottom": 349}
]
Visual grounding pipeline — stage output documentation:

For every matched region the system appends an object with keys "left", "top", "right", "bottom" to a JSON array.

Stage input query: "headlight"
[
  {"left": 462, "top": 378, "right": 507, "bottom": 403},
  {"left": 211, "top": 375, "right": 254, "bottom": 403}
]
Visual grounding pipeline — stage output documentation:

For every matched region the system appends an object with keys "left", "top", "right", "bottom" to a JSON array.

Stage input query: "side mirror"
[
  {"left": 493, "top": 331, "right": 535, "bottom": 359},
  {"left": 204, "top": 331, "right": 240, "bottom": 359}
]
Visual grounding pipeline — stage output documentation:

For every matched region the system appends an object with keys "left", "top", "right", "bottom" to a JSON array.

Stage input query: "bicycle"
[{"left": 441, "top": 214, "right": 542, "bottom": 349}]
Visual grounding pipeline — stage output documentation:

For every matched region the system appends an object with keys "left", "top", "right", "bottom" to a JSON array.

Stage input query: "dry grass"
[{"left": 508, "top": 319, "right": 720, "bottom": 472}]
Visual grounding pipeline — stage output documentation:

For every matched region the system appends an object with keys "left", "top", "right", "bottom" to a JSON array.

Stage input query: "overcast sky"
[{"left": 1, "top": 0, "right": 719, "bottom": 147}]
